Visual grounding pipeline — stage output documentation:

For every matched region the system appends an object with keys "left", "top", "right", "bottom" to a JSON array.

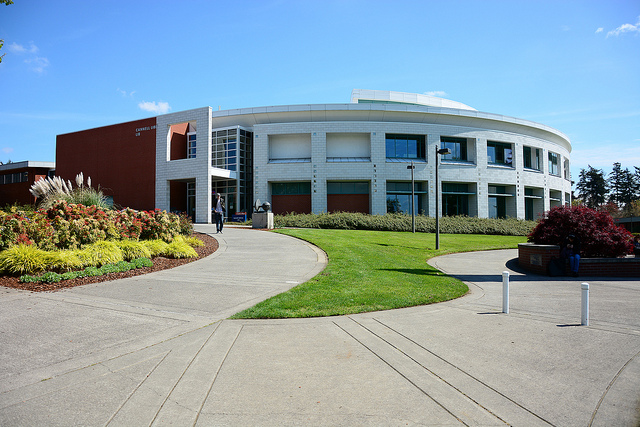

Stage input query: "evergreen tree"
[
  {"left": 609, "top": 163, "right": 637, "bottom": 214},
  {"left": 576, "top": 165, "right": 607, "bottom": 208}
]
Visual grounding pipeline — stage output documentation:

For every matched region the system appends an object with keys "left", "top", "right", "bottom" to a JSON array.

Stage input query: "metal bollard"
[
  {"left": 581, "top": 283, "right": 589, "bottom": 326},
  {"left": 502, "top": 271, "right": 509, "bottom": 314}
]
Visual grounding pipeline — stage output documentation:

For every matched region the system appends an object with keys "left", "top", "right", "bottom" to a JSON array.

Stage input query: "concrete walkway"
[{"left": 0, "top": 226, "right": 638, "bottom": 426}]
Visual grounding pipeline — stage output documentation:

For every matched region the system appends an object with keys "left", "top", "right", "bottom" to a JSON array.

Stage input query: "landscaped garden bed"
[
  {"left": 1, "top": 177, "right": 220, "bottom": 292},
  {"left": 0, "top": 232, "right": 218, "bottom": 292}
]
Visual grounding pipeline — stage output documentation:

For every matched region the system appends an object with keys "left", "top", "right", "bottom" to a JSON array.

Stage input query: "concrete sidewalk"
[{"left": 0, "top": 226, "right": 638, "bottom": 426}]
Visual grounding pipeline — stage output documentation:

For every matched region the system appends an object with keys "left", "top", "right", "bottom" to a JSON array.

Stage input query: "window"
[
  {"left": 488, "top": 185, "right": 512, "bottom": 218},
  {"left": 272, "top": 182, "right": 311, "bottom": 196},
  {"left": 548, "top": 152, "right": 560, "bottom": 176},
  {"left": 523, "top": 146, "right": 541, "bottom": 170},
  {"left": 563, "top": 158, "right": 570, "bottom": 180},
  {"left": 385, "top": 134, "right": 425, "bottom": 160},
  {"left": 327, "top": 182, "right": 369, "bottom": 194},
  {"left": 487, "top": 141, "right": 513, "bottom": 166},
  {"left": 187, "top": 133, "right": 196, "bottom": 159},
  {"left": 0, "top": 172, "right": 28, "bottom": 185},
  {"left": 442, "top": 183, "right": 473, "bottom": 216},
  {"left": 440, "top": 137, "right": 467, "bottom": 161},
  {"left": 386, "top": 181, "right": 426, "bottom": 214}
]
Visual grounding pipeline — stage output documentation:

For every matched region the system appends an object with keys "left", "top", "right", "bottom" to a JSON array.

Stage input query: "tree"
[
  {"left": 576, "top": 165, "right": 607, "bottom": 209},
  {"left": 608, "top": 162, "right": 636, "bottom": 209},
  {"left": 0, "top": 1, "right": 14, "bottom": 64},
  {"left": 528, "top": 205, "right": 633, "bottom": 258}
]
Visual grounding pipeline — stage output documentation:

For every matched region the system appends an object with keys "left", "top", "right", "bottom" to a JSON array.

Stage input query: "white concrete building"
[{"left": 155, "top": 90, "right": 571, "bottom": 223}]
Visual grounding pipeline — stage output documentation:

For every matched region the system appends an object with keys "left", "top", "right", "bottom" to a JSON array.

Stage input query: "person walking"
[{"left": 214, "top": 193, "right": 225, "bottom": 234}]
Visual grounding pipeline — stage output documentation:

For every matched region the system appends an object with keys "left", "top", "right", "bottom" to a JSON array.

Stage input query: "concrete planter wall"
[{"left": 518, "top": 243, "right": 640, "bottom": 277}]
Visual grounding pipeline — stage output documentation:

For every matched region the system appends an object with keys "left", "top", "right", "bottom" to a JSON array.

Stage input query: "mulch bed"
[{"left": 0, "top": 232, "right": 219, "bottom": 293}]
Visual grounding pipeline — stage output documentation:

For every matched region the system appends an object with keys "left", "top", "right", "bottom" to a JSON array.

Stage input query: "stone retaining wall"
[{"left": 518, "top": 243, "right": 640, "bottom": 277}]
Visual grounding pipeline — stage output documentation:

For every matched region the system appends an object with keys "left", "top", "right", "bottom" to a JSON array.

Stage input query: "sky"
[{"left": 1, "top": 0, "right": 639, "bottom": 184}]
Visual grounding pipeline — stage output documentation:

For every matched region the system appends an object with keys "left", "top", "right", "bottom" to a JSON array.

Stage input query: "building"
[
  {"left": 56, "top": 90, "right": 572, "bottom": 223},
  {"left": 0, "top": 161, "right": 56, "bottom": 207}
]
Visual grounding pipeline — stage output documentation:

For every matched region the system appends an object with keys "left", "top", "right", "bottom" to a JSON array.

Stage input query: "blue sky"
[{"left": 1, "top": 0, "right": 639, "bottom": 183}]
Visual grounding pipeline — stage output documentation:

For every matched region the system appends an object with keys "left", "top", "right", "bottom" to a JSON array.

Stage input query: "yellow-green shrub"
[
  {"left": 114, "top": 239, "right": 152, "bottom": 260},
  {"left": 78, "top": 241, "right": 123, "bottom": 267},
  {"left": 163, "top": 239, "right": 198, "bottom": 259},
  {"left": 46, "top": 249, "right": 84, "bottom": 272},
  {"left": 143, "top": 239, "right": 170, "bottom": 257},
  {"left": 0, "top": 244, "right": 50, "bottom": 275},
  {"left": 181, "top": 235, "right": 204, "bottom": 247}
]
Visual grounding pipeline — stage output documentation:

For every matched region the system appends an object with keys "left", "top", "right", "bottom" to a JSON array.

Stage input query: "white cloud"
[
  {"left": 2, "top": 147, "right": 14, "bottom": 154},
  {"left": 117, "top": 88, "right": 136, "bottom": 97},
  {"left": 424, "top": 91, "right": 448, "bottom": 98},
  {"left": 8, "top": 42, "right": 39, "bottom": 54},
  {"left": 606, "top": 16, "right": 640, "bottom": 37},
  {"left": 138, "top": 101, "right": 171, "bottom": 114},
  {"left": 561, "top": 25, "right": 570, "bottom": 32},
  {"left": 595, "top": 28, "right": 603, "bottom": 34},
  {"left": 25, "top": 57, "right": 49, "bottom": 73}
]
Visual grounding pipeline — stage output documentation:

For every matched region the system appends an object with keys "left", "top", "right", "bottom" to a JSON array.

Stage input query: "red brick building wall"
[
  {"left": 56, "top": 117, "right": 157, "bottom": 211},
  {"left": 0, "top": 166, "right": 53, "bottom": 206}
]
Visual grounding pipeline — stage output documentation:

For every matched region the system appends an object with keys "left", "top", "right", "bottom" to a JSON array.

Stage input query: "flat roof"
[{"left": 0, "top": 161, "right": 56, "bottom": 172}]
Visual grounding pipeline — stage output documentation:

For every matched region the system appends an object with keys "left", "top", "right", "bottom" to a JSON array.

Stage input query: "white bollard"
[
  {"left": 502, "top": 271, "right": 510, "bottom": 314},
  {"left": 581, "top": 283, "right": 590, "bottom": 326}
]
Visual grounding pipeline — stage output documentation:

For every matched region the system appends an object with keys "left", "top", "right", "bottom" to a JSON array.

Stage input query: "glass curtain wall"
[{"left": 211, "top": 127, "right": 253, "bottom": 217}]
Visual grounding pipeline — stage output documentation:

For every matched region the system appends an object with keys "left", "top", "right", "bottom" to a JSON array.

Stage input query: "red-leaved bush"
[{"left": 528, "top": 205, "right": 633, "bottom": 257}]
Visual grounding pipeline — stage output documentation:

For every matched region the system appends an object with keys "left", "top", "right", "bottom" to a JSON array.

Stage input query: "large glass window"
[
  {"left": 563, "top": 158, "right": 570, "bottom": 180},
  {"left": 548, "top": 152, "right": 560, "bottom": 176},
  {"left": 385, "top": 134, "right": 425, "bottom": 160},
  {"left": 487, "top": 141, "right": 513, "bottom": 166},
  {"left": 442, "top": 183, "right": 472, "bottom": 216},
  {"left": 440, "top": 137, "right": 467, "bottom": 161},
  {"left": 523, "top": 146, "right": 541, "bottom": 170},
  {"left": 386, "top": 181, "right": 426, "bottom": 214}
]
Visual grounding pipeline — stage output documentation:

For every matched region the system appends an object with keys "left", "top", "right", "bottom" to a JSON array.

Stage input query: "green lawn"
[{"left": 231, "top": 229, "right": 526, "bottom": 319}]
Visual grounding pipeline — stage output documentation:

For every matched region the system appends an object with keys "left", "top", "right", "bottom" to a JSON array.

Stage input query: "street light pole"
[
  {"left": 407, "top": 161, "right": 415, "bottom": 233},
  {"left": 435, "top": 147, "right": 451, "bottom": 250}
]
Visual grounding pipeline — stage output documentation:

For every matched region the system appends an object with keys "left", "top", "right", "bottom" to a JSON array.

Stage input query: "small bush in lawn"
[
  {"left": 114, "top": 239, "right": 152, "bottom": 260},
  {"left": 79, "top": 241, "right": 124, "bottom": 267},
  {"left": 0, "top": 244, "right": 50, "bottom": 275},
  {"left": 528, "top": 205, "right": 633, "bottom": 257}
]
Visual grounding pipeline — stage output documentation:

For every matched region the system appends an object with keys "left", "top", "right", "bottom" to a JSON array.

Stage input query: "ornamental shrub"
[
  {"left": 78, "top": 241, "right": 124, "bottom": 267},
  {"left": 0, "top": 244, "right": 50, "bottom": 275},
  {"left": 528, "top": 205, "right": 633, "bottom": 258},
  {"left": 163, "top": 238, "right": 198, "bottom": 259},
  {"left": 114, "top": 239, "right": 152, "bottom": 260},
  {"left": 274, "top": 212, "right": 535, "bottom": 236}
]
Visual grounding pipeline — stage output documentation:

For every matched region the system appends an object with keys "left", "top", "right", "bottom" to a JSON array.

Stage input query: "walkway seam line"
[
  {"left": 104, "top": 350, "right": 172, "bottom": 427},
  {"left": 192, "top": 323, "right": 244, "bottom": 427},
  {"left": 370, "top": 317, "right": 555, "bottom": 426},
  {"left": 588, "top": 349, "right": 640, "bottom": 427},
  {"left": 148, "top": 322, "right": 222, "bottom": 426},
  {"left": 333, "top": 318, "right": 470, "bottom": 427}
]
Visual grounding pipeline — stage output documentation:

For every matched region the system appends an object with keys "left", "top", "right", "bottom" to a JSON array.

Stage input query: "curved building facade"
[{"left": 154, "top": 90, "right": 571, "bottom": 223}]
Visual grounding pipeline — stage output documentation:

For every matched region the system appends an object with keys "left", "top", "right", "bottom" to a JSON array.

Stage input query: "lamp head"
[{"left": 437, "top": 148, "right": 451, "bottom": 155}]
